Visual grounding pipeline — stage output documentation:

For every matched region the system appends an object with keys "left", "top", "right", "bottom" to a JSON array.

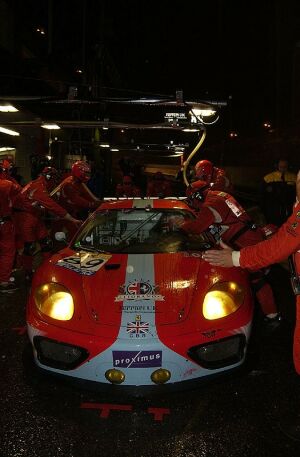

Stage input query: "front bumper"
[{"left": 29, "top": 324, "right": 250, "bottom": 387}]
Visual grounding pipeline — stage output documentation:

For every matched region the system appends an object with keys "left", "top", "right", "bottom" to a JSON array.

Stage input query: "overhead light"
[
  {"left": 110, "top": 148, "right": 119, "bottom": 152},
  {"left": 0, "top": 126, "right": 20, "bottom": 136},
  {"left": 42, "top": 124, "right": 61, "bottom": 130},
  {"left": 191, "top": 108, "right": 216, "bottom": 117},
  {"left": 102, "top": 127, "right": 109, "bottom": 130},
  {"left": 0, "top": 105, "right": 19, "bottom": 113},
  {"left": 100, "top": 144, "right": 110, "bottom": 148},
  {"left": 183, "top": 128, "right": 199, "bottom": 132},
  {"left": 0, "top": 147, "right": 15, "bottom": 152}
]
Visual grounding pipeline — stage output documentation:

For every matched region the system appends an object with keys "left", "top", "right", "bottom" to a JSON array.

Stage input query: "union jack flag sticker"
[{"left": 126, "top": 321, "right": 149, "bottom": 334}]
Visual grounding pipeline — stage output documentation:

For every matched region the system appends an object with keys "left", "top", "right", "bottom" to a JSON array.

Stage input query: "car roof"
[{"left": 97, "top": 197, "right": 191, "bottom": 211}]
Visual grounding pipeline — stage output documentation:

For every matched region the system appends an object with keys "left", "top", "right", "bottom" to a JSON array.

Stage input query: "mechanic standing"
[
  {"left": 0, "top": 159, "right": 19, "bottom": 184},
  {"left": 52, "top": 160, "right": 101, "bottom": 238},
  {"left": 146, "top": 171, "right": 173, "bottom": 197},
  {"left": 13, "top": 167, "right": 81, "bottom": 276},
  {"left": 176, "top": 180, "right": 280, "bottom": 325},
  {"left": 202, "top": 170, "right": 300, "bottom": 440},
  {"left": 0, "top": 178, "right": 25, "bottom": 292},
  {"left": 115, "top": 175, "right": 142, "bottom": 197},
  {"left": 194, "top": 159, "right": 233, "bottom": 193}
]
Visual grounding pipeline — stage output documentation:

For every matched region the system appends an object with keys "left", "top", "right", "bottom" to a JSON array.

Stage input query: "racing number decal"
[{"left": 56, "top": 253, "right": 111, "bottom": 276}]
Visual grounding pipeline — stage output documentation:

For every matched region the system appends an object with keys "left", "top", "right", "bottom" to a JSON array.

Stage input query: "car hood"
[{"left": 52, "top": 249, "right": 206, "bottom": 326}]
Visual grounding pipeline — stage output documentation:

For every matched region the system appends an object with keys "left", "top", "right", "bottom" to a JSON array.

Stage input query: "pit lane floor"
[{"left": 1, "top": 265, "right": 300, "bottom": 457}]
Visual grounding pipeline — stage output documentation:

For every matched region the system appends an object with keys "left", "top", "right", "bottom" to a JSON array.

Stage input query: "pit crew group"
[
  {"left": 0, "top": 160, "right": 100, "bottom": 293},
  {"left": 0, "top": 156, "right": 294, "bottom": 332}
]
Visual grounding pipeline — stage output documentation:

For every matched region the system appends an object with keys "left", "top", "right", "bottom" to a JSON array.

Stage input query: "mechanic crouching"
[
  {"left": 175, "top": 180, "right": 280, "bottom": 327},
  {"left": 13, "top": 167, "right": 81, "bottom": 277},
  {"left": 52, "top": 160, "right": 101, "bottom": 239}
]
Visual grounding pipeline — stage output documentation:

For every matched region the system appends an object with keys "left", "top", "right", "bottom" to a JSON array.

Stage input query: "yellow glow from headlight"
[
  {"left": 203, "top": 282, "right": 244, "bottom": 320},
  {"left": 34, "top": 283, "right": 74, "bottom": 321}
]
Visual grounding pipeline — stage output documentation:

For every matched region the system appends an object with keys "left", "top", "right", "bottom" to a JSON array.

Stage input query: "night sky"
[{"left": 8, "top": 0, "right": 300, "bottom": 134}]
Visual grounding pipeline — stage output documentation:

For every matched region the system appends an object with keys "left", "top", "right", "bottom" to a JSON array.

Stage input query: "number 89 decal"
[{"left": 56, "top": 253, "right": 112, "bottom": 276}]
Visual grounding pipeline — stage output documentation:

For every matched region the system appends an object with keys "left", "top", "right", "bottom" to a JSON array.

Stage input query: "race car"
[{"left": 26, "top": 197, "right": 254, "bottom": 391}]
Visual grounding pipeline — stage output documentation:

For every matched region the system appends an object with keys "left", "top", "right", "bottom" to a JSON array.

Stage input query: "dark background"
[{"left": 1, "top": 0, "right": 300, "bottom": 177}]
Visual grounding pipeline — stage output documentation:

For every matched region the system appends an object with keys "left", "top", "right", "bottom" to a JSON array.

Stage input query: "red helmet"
[
  {"left": 195, "top": 159, "right": 213, "bottom": 182},
  {"left": 0, "top": 159, "right": 12, "bottom": 172},
  {"left": 186, "top": 180, "right": 210, "bottom": 209},
  {"left": 41, "top": 166, "right": 58, "bottom": 180},
  {"left": 71, "top": 161, "right": 91, "bottom": 182}
]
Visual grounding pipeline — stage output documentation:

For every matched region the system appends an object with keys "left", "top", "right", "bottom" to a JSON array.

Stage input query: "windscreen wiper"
[
  {"left": 73, "top": 241, "right": 108, "bottom": 254},
  {"left": 118, "top": 212, "right": 161, "bottom": 243}
]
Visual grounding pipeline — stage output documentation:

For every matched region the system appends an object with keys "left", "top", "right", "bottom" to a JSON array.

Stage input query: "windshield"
[{"left": 72, "top": 209, "right": 212, "bottom": 254}]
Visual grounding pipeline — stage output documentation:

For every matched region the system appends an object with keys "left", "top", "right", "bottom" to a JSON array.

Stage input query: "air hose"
[{"left": 182, "top": 127, "right": 207, "bottom": 187}]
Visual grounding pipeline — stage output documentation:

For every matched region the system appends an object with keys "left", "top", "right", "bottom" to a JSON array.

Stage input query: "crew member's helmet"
[
  {"left": 0, "top": 159, "right": 13, "bottom": 172},
  {"left": 41, "top": 166, "right": 58, "bottom": 180},
  {"left": 71, "top": 161, "right": 91, "bottom": 183},
  {"left": 195, "top": 159, "right": 213, "bottom": 182},
  {"left": 186, "top": 180, "right": 210, "bottom": 209}
]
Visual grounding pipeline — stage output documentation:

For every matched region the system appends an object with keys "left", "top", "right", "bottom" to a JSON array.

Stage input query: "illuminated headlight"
[
  {"left": 34, "top": 283, "right": 74, "bottom": 321},
  {"left": 203, "top": 282, "right": 244, "bottom": 320}
]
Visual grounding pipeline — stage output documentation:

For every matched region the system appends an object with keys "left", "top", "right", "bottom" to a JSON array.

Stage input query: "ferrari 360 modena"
[{"left": 26, "top": 197, "right": 254, "bottom": 391}]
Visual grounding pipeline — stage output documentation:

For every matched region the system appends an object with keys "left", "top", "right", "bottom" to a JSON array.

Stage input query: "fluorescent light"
[
  {"left": 0, "top": 147, "right": 15, "bottom": 152},
  {"left": 183, "top": 128, "right": 199, "bottom": 132},
  {"left": 0, "top": 105, "right": 19, "bottom": 112},
  {"left": 100, "top": 144, "right": 110, "bottom": 148},
  {"left": 42, "top": 124, "right": 61, "bottom": 130},
  {"left": 191, "top": 108, "right": 216, "bottom": 117},
  {"left": 110, "top": 148, "right": 119, "bottom": 152},
  {"left": 0, "top": 126, "right": 20, "bottom": 136}
]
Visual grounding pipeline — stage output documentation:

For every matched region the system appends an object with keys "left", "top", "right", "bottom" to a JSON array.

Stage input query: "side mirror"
[{"left": 55, "top": 232, "right": 67, "bottom": 243}]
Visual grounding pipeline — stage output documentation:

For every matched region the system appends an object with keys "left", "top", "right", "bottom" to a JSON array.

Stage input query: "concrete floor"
[{"left": 1, "top": 265, "right": 300, "bottom": 457}]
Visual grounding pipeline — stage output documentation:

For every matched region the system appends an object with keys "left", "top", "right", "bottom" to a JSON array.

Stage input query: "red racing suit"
[
  {"left": 0, "top": 171, "right": 19, "bottom": 185},
  {"left": 53, "top": 176, "right": 99, "bottom": 217},
  {"left": 239, "top": 201, "right": 300, "bottom": 374},
  {"left": 181, "top": 190, "right": 277, "bottom": 315},
  {"left": 13, "top": 175, "right": 68, "bottom": 243},
  {"left": 13, "top": 176, "right": 68, "bottom": 272},
  {"left": 52, "top": 176, "right": 99, "bottom": 237},
  {"left": 0, "top": 180, "right": 23, "bottom": 282}
]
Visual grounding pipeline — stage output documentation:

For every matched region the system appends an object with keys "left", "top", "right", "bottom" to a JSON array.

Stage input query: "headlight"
[
  {"left": 203, "top": 281, "right": 244, "bottom": 320},
  {"left": 34, "top": 283, "right": 74, "bottom": 321}
]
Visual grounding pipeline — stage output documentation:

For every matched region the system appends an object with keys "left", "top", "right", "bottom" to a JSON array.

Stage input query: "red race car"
[{"left": 27, "top": 198, "right": 254, "bottom": 391}]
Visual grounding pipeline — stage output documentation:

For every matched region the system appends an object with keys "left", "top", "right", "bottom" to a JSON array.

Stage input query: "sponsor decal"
[
  {"left": 287, "top": 225, "right": 297, "bottom": 237},
  {"left": 113, "top": 350, "right": 162, "bottom": 368},
  {"left": 126, "top": 316, "right": 149, "bottom": 338},
  {"left": 297, "top": 211, "right": 300, "bottom": 218},
  {"left": 225, "top": 199, "right": 243, "bottom": 217},
  {"left": 115, "top": 279, "right": 164, "bottom": 301},
  {"left": 291, "top": 222, "right": 298, "bottom": 229},
  {"left": 119, "top": 304, "right": 157, "bottom": 313},
  {"left": 56, "top": 252, "right": 111, "bottom": 276}
]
